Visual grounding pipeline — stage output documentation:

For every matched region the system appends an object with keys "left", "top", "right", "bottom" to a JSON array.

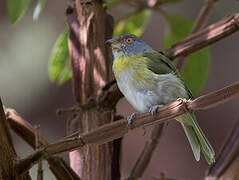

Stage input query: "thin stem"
[
  {"left": 192, "top": 0, "right": 219, "bottom": 33},
  {"left": 206, "top": 120, "right": 239, "bottom": 179},
  {"left": 176, "top": 0, "right": 219, "bottom": 71},
  {"left": 127, "top": 124, "right": 165, "bottom": 179}
]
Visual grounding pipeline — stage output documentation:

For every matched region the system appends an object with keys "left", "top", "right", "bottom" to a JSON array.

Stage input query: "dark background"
[{"left": 1, "top": 0, "right": 239, "bottom": 179}]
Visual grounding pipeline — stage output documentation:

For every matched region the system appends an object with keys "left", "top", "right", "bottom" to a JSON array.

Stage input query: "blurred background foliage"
[{"left": 1, "top": 0, "right": 239, "bottom": 179}]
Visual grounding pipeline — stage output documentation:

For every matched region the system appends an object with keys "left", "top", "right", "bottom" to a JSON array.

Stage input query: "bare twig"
[
  {"left": 17, "top": 151, "right": 45, "bottom": 175},
  {"left": 4, "top": 108, "right": 81, "bottom": 180},
  {"left": 127, "top": 124, "right": 165, "bottom": 180},
  {"left": 192, "top": 0, "right": 219, "bottom": 33},
  {"left": 206, "top": 120, "right": 239, "bottom": 179},
  {"left": 176, "top": 0, "right": 219, "bottom": 70},
  {"left": 16, "top": 80, "right": 239, "bottom": 172}
]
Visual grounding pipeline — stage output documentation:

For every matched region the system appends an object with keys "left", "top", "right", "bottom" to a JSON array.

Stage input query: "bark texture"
[
  {"left": 67, "top": 0, "right": 117, "bottom": 179},
  {"left": 0, "top": 98, "right": 31, "bottom": 180}
]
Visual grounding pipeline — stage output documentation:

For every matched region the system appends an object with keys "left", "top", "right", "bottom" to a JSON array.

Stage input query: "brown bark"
[
  {"left": 67, "top": 1, "right": 117, "bottom": 179},
  {"left": 164, "top": 13, "right": 239, "bottom": 59},
  {"left": 5, "top": 107, "right": 81, "bottom": 180},
  {"left": 0, "top": 98, "right": 31, "bottom": 180}
]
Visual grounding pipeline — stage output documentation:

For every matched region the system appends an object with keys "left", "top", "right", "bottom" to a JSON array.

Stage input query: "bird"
[{"left": 105, "top": 33, "right": 215, "bottom": 165}]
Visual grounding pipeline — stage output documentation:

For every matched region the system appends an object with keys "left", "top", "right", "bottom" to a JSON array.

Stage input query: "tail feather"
[
  {"left": 181, "top": 123, "right": 200, "bottom": 161},
  {"left": 176, "top": 113, "right": 215, "bottom": 165}
]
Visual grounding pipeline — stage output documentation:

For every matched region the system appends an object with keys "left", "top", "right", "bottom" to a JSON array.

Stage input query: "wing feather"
[{"left": 142, "top": 50, "right": 193, "bottom": 98}]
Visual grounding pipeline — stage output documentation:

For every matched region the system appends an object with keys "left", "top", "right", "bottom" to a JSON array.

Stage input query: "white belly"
[{"left": 116, "top": 70, "right": 188, "bottom": 113}]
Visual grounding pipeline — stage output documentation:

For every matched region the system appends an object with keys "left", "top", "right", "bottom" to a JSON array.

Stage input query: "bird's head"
[{"left": 106, "top": 33, "right": 152, "bottom": 59}]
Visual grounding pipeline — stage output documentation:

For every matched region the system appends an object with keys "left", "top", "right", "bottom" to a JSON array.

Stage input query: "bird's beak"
[{"left": 105, "top": 39, "right": 122, "bottom": 50}]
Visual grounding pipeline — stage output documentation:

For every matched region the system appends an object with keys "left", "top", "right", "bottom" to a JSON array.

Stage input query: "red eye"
[{"left": 125, "top": 37, "right": 133, "bottom": 44}]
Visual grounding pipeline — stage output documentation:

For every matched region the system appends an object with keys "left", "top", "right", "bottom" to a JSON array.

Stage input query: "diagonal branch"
[
  {"left": 127, "top": 124, "right": 165, "bottom": 180},
  {"left": 206, "top": 119, "right": 239, "bottom": 179},
  {"left": 176, "top": 0, "right": 219, "bottom": 70},
  {"left": 4, "top": 108, "right": 81, "bottom": 180},
  {"left": 164, "top": 13, "right": 239, "bottom": 59},
  {"left": 192, "top": 0, "right": 219, "bottom": 34},
  {"left": 0, "top": 98, "right": 18, "bottom": 178},
  {"left": 16, "top": 80, "right": 239, "bottom": 172}
]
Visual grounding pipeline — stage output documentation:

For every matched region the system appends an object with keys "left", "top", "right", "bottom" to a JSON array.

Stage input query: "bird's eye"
[{"left": 125, "top": 37, "right": 133, "bottom": 44}]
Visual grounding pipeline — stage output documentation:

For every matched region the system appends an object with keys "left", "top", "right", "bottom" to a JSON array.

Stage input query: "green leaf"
[
  {"left": 162, "top": 14, "right": 211, "bottom": 96},
  {"left": 57, "top": 57, "right": 72, "bottom": 85},
  {"left": 33, "top": 0, "right": 47, "bottom": 20},
  {"left": 162, "top": 15, "right": 192, "bottom": 48},
  {"left": 114, "top": 10, "right": 151, "bottom": 37},
  {"left": 7, "top": 0, "right": 30, "bottom": 23},
  {"left": 182, "top": 48, "right": 210, "bottom": 95},
  {"left": 48, "top": 29, "right": 72, "bottom": 85}
]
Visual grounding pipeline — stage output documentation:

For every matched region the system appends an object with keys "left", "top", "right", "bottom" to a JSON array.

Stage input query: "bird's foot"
[
  {"left": 127, "top": 112, "right": 138, "bottom": 127},
  {"left": 149, "top": 105, "right": 164, "bottom": 115}
]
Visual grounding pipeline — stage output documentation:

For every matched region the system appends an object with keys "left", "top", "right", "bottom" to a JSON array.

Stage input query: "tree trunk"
[{"left": 67, "top": 0, "right": 118, "bottom": 179}]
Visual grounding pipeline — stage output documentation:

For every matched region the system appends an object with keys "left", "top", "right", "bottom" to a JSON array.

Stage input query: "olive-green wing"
[
  {"left": 142, "top": 50, "right": 193, "bottom": 98},
  {"left": 143, "top": 50, "right": 178, "bottom": 75}
]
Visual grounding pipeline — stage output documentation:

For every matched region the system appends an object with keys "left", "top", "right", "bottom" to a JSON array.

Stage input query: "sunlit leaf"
[
  {"left": 33, "top": 0, "right": 47, "bottom": 20},
  {"left": 48, "top": 29, "right": 72, "bottom": 85},
  {"left": 162, "top": 14, "right": 211, "bottom": 96},
  {"left": 7, "top": 0, "right": 30, "bottom": 23},
  {"left": 114, "top": 10, "right": 151, "bottom": 37},
  {"left": 57, "top": 57, "right": 72, "bottom": 85}
]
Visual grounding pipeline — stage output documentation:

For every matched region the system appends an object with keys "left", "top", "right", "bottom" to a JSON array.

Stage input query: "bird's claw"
[
  {"left": 127, "top": 112, "right": 138, "bottom": 127},
  {"left": 149, "top": 105, "right": 163, "bottom": 115}
]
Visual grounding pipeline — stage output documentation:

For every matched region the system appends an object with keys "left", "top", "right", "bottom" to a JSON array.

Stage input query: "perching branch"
[
  {"left": 100, "top": 13, "right": 239, "bottom": 109},
  {"left": 17, "top": 80, "right": 239, "bottom": 172},
  {"left": 4, "top": 108, "right": 81, "bottom": 180}
]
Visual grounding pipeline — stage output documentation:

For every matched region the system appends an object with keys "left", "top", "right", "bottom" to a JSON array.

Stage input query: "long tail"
[{"left": 176, "top": 113, "right": 215, "bottom": 165}]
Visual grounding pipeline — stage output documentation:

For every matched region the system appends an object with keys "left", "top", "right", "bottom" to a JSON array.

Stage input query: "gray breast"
[{"left": 116, "top": 71, "right": 188, "bottom": 113}]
